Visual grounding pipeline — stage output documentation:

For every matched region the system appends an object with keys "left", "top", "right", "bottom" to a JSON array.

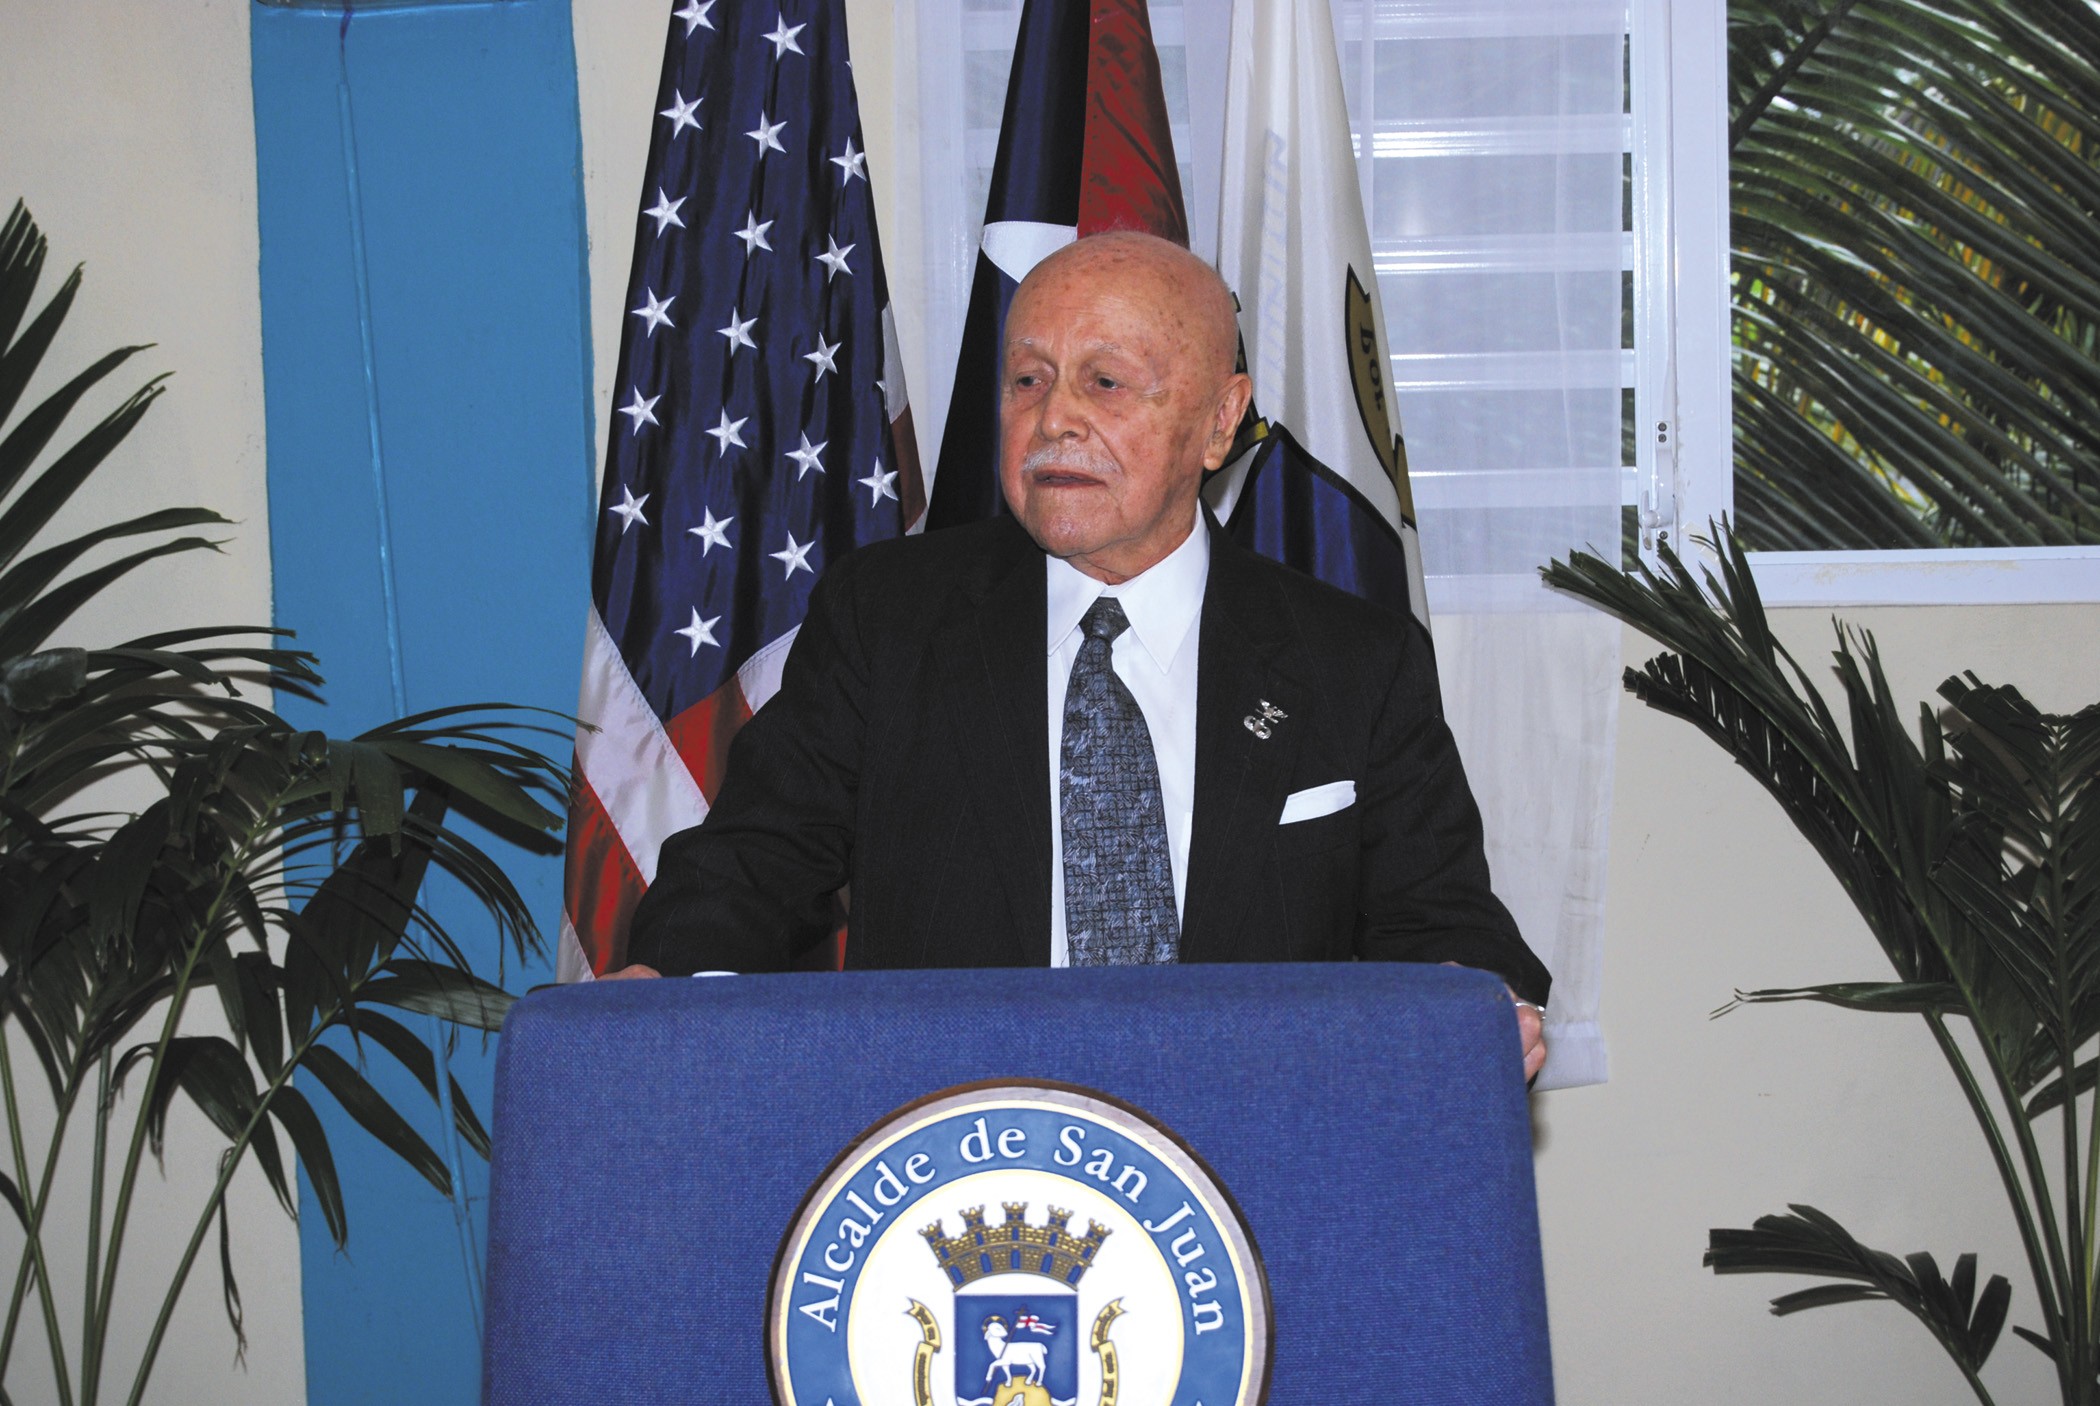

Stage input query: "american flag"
[{"left": 559, "top": 0, "right": 922, "bottom": 980}]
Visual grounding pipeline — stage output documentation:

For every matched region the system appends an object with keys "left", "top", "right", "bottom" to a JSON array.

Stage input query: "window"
[
  {"left": 1334, "top": 0, "right": 1628, "bottom": 613},
  {"left": 1658, "top": 0, "right": 2100, "bottom": 605}
]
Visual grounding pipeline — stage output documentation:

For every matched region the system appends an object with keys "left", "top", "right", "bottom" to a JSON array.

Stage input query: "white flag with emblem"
[{"left": 1205, "top": 0, "right": 1430, "bottom": 632}]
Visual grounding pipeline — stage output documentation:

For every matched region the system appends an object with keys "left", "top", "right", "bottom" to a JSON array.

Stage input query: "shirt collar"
[{"left": 1044, "top": 510, "right": 1210, "bottom": 674}]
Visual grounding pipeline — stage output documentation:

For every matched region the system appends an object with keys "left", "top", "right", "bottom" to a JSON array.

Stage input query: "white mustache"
[{"left": 1022, "top": 444, "right": 1111, "bottom": 477}]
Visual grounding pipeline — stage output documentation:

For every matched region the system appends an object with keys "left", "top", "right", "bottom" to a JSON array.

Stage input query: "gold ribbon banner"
[
  {"left": 1089, "top": 1299, "right": 1125, "bottom": 1406},
  {"left": 906, "top": 1299, "right": 942, "bottom": 1406}
]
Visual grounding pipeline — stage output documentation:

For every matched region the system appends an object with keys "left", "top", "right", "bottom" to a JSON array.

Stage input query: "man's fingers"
[
  {"left": 1504, "top": 989, "right": 1546, "bottom": 1082},
  {"left": 1515, "top": 1000, "right": 1546, "bottom": 1081},
  {"left": 1445, "top": 969, "right": 1549, "bottom": 1080},
  {"left": 601, "top": 963, "right": 662, "bottom": 981}
]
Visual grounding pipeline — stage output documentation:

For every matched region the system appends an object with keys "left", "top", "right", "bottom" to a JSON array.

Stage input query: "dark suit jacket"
[{"left": 628, "top": 514, "right": 1551, "bottom": 1003}]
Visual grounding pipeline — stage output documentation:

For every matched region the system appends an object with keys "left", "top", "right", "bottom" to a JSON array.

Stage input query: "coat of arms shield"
[{"left": 953, "top": 1284, "right": 1079, "bottom": 1406}]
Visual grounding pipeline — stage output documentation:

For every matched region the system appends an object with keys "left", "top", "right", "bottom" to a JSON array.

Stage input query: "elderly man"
[{"left": 613, "top": 231, "right": 1549, "bottom": 1077}]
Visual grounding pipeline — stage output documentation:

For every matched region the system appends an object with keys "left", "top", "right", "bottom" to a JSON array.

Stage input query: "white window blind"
[{"left": 1334, "top": 0, "right": 1628, "bottom": 610}]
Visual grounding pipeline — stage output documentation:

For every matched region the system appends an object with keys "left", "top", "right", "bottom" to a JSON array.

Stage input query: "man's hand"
[
  {"left": 1440, "top": 962, "right": 1545, "bottom": 1081},
  {"left": 600, "top": 964, "right": 661, "bottom": 981},
  {"left": 1513, "top": 996, "right": 1546, "bottom": 1083}
]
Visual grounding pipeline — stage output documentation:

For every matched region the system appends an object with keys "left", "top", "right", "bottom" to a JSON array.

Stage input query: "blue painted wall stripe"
[{"left": 249, "top": 2, "right": 594, "bottom": 1399}]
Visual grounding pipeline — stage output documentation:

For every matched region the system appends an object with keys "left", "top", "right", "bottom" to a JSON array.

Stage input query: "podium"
[{"left": 481, "top": 962, "right": 1553, "bottom": 1404}]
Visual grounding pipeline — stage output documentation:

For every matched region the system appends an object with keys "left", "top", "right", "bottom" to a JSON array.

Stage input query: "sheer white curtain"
[{"left": 902, "top": 0, "right": 1622, "bottom": 1087}]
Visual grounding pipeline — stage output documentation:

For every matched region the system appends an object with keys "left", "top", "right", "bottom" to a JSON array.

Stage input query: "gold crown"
[{"left": 920, "top": 1203, "right": 1109, "bottom": 1288}]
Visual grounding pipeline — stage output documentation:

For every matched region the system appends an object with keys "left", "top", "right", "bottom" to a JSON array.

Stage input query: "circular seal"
[{"left": 768, "top": 1081, "right": 1270, "bottom": 1406}]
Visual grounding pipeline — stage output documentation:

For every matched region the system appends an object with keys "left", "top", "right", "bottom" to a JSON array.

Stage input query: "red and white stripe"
[{"left": 557, "top": 609, "right": 796, "bottom": 981}]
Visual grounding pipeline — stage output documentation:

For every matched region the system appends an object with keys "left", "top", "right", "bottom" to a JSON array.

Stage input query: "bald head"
[
  {"left": 997, "top": 231, "right": 1254, "bottom": 584},
  {"left": 1014, "top": 231, "right": 1241, "bottom": 380}
]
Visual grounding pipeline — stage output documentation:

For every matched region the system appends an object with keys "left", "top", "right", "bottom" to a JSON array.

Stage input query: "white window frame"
[{"left": 1632, "top": 0, "right": 2100, "bottom": 606}]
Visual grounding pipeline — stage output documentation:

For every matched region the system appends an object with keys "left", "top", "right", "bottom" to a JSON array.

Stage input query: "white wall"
[
  {"left": 0, "top": 2, "right": 300, "bottom": 1403},
  {"left": 572, "top": 0, "right": 667, "bottom": 491}
]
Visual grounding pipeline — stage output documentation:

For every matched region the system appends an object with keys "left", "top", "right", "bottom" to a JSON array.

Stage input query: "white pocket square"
[{"left": 1279, "top": 779, "right": 1356, "bottom": 824}]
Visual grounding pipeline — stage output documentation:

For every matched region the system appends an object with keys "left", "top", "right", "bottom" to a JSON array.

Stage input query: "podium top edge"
[{"left": 508, "top": 960, "right": 1512, "bottom": 1033}]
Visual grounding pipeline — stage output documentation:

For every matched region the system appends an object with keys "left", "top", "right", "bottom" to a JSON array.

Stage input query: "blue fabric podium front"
[{"left": 482, "top": 962, "right": 1553, "bottom": 1403}]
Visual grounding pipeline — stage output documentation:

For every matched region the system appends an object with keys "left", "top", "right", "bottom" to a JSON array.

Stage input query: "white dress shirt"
[{"left": 1045, "top": 514, "right": 1209, "bottom": 966}]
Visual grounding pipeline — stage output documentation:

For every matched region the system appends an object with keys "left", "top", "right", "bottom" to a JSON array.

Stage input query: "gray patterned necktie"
[{"left": 1060, "top": 598, "right": 1179, "bottom": 965}]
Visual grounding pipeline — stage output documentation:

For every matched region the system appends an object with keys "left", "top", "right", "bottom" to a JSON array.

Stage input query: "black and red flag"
[{"left": 923, "top": 0, "right": 1186, "bottom": 528}]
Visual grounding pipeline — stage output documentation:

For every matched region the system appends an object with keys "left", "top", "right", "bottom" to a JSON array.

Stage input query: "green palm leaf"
[
  {"left": 300, "top": 1047, "right": 451, "bottom": 1198},
  {"left": 266, "top": 1086, "right": 344, "bottom": 1248},
  {"left": 1729, "top": 0, "right": 2100, "bottom": 549},
  {"left": 1707, "top": 1204, "right": 2014, "bottom": 1378}
]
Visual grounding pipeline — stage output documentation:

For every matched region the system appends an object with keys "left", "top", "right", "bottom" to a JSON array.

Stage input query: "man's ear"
[{"left": 1202, "top": 373, "right": 1255, "bottom": 469}]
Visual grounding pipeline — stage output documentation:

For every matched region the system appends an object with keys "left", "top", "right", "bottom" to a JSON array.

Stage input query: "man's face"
[{"left": 998, "top": 252, "right": 1248, "bottom": 583}]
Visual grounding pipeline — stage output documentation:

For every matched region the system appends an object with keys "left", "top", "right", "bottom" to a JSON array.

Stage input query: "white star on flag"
[
  {"left": 688, "top": 508, "right": 734, "bottom": 554},
  {"left": 705, "top": 408, "right": 748, "bottom": 456},
  {"left": 803, "top": 334, "right": 841, "bottom": 380},
  {"left": 858, "top": 462, "right": 899, "bottom": 505},
  {"left": 673, "top": 0, "right": 715, "bottom": 35},
  {"left": 815, "top": 235, "right": 855, "bottom": 282},
  {"left": 734, "top": 211, "right": 773, "bottom": 254},
  {"left": 608, "top": 484, "right": 649, "bottom": 532},
  {"left": 674, "top": 608, "right": 722, "bottom": 655},
  {"left": 631, "top": 288, "right": 675, "bottom": 336},
  {"left": 831, "top": 139, "right": 867, "bottom": 186},
  {"left": 763, "top": 17, "right": 806, "bottom": 58},
  {"left": 619, "top": 389, "right": 661, "bottom": 432},
  {"left": 771, "top": 532, "right": 815, "bottom": 578},
  {"left": 717, "top": 308, "right": 759, "bottom": 355},
  {"left": 746, "top": 113, "right": 787, "bottom": 156},
  {"left": 643, "top": 188, "right": 686, "bottom": 235},
  {"left": 785, "top": 433, "right": 827, "bottom": 480},
  {"left": 659, "top": 91, "right": 702, "bottom": 137}
]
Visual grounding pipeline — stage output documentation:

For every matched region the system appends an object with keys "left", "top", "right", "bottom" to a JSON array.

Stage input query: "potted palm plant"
[
  {"left": 0, "top": 200, "right": 568, "bottom": 1406},
  {"left": 1546, "top": 525, "right": 2097, "bottom": 1406}
]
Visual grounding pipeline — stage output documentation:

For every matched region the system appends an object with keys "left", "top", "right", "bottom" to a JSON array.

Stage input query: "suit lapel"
[
  {"left": 931, "top": 522, "right": 1053, "bottom": 964},
  {"left": 1182, "top": 532, "right": 1311, "bottom": 961}
]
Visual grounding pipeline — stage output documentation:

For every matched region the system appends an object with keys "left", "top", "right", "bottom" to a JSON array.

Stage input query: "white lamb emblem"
[{"left": 981, "top": 1316, "right": 1047, "bottom": 1387}]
